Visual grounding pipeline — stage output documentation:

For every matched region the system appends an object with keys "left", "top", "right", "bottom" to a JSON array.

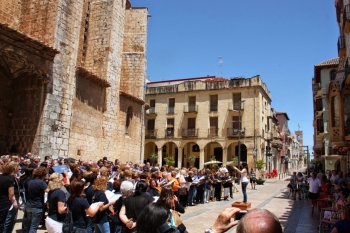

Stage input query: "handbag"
[
  {"left": 178, "top": 187, "right": 187, "bottom": 196},
  {"left": 62, "top": 209, "right": 73, "bottom": 233},
  {"left": 170, "top": 209, "right": 183, "bottom": 227}
]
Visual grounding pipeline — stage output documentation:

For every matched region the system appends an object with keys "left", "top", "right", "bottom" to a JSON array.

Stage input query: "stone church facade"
[{"left": 0, "top": 0, "right": 148, "bottom": 162}]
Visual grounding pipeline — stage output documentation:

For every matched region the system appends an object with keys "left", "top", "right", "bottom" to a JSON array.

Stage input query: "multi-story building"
[
  {"left": 0, "top": 0, "right": 148, "bottom": 162},
  {"left": 144, "top": 75, "right": 273, "bottom": 169},
  {"left": 276, "top": 112, "right": 291, "bottom": 173},
  {"left": 327, "top": 0, "right": 350, "bottom": 172},
  {"left": 312, "top": 58, "right": 339, "bottom": 171}
]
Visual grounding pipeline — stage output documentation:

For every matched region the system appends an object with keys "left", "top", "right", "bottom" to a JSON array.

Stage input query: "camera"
[{"left": 235, "top": 210, "right": 247, "bottom": 220}]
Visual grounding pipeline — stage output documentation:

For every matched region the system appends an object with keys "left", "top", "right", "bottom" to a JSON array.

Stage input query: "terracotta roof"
[
  {"left": 276, "top": 112, "right": 290, "bottom": 120},
  {"left": 315, "top": 58, "right": 339, "bottom": 67},
  {"left": 148, "top": 76, "right": 216, "bottom": 84},
  {"left": 314, "top": 58, "right": 339, "bottom": 83}
]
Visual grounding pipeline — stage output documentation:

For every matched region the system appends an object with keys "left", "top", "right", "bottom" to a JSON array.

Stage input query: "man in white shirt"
[{"left": 307, "top": 172, "right": 322, "bottom": 200}]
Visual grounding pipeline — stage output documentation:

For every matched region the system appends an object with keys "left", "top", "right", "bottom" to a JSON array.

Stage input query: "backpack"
[{"left": 62, "top": 209, "right": 73, "bottom": 233}]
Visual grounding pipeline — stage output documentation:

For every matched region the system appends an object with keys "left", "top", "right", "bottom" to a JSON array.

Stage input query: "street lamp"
[
  {"left": 234, "top": 100, "right": 245, "bottom": 184},
  {"left": 266, "top": 148, "right": 273, "bottom": 172}
]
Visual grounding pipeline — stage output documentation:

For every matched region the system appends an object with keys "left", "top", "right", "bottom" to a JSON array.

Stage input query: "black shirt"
[
  {"left": 93, "top": 190, "right": 109, "bottom": 223},
  {"left": 47, "top": 189, "right": 66, "bottom": 222},
  {"left": 0, "top": 175, "right": 14, "bottom": 205},
  {"left": 26, "top": 179, "right": 48, "bottom": 208},
  {"left": 147, "top": 188, "right": 160, "bottom": 196},
  {"left": 124, "top": 193, "right": 154, "bottom": 222},
  {"left": 84, "top": 185, "right": 94, "bottom": 205},
  {"left": 70, "top": 197, "right": 90, "bottom": 229}
]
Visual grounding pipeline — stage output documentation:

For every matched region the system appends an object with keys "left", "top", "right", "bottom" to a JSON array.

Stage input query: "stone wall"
[
  {"left": 0, "top": 0, "right": 148, "bottom": 161},
  {"left": 117, "top": 95, "right": 143, "bottom": 162},
  {"left": 121, "top": 8, "right": 148, "bottom": 99},
  {"left": 0, "top": 0, "right": 22, "bottom": 29},
  {"left": 33, "top": 0, "right": 84, "bottom": 158}
]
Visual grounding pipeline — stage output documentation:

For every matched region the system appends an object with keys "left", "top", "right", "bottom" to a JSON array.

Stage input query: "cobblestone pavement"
[{"left": 13, "top": 171, "right": 320, "bottom": 233}]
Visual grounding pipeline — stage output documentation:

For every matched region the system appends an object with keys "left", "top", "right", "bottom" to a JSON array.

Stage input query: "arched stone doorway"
[
  {"left": 144, "top": 142, "right": 158, "bottom": 165},
  {"left": 204, "top": 142, "right": 223, "bottom": 162},
  {"left": 161, "top": 142, "right": 178, "bottom": 167},
  {"left": 0, "top": 51, "right": 48, "bottom": 155},
  {"left": 182, "top": 142, "right": 199, "bottom": 168},
  {"left": 235, "top": 144, "right": 247, "bottom": 163}
]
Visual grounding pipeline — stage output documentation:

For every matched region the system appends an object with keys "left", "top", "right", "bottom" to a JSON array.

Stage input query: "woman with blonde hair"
[
  {"left": 45, "top": 173, "right": 68, "bottom": 233},
  {"left": 93, "top": 176, "right": 115, "bottom": 233}
]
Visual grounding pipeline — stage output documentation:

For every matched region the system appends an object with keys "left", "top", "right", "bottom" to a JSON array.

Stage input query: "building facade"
[
  {"left": 327, "top": 0, "right": 350, "bottom": 172},
  {"left": 0, "top": 0, "right": 148, "bottom": 162},
  {"left": 144, "top": 75, "right": 275, "bottom": 170},
  {"left": 312, "top": 58, "right": 339, "bottom": 171}
]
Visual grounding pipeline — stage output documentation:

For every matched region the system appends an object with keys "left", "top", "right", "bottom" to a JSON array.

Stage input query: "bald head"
[{"left": 237, "top": 208, "right": 282, "bottom": 233}]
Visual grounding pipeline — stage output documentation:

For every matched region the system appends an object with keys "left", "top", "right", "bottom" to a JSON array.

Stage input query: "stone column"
[
  {"left": 178, "top": 147, "right": 183, "bottom": 168},
  {"left": 199, "top": 148, "right": 205, "bottom": 169},
  {"left": 158, "top": 147, "right": 163, "bottom": 166},
  {"left": 223, "top": 147, "right": 227, "bottom": 165}
]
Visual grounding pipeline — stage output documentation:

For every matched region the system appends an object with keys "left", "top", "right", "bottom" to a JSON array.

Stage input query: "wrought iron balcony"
[
  {"left": 165, "top": 128, "right": 174, "bottom": 137},
  {"left": 183, "top": 105, "right": 198, "bottom": 113},
  {"left": 227, "top": 128, "right": 245, "bottom": 138},
  {"left": 146, "top": 107, "right": 157, "bottom": 115},
  {"left": 210, "top": 104, "right": 218, "bottom": 112},
  {"left": 145, "top": 130, "right": 157, "bottom": 139},
  {"left": 228, "top": 102, "right": 244, "bottom": 111},
  {"left": 167, "top": 107, "right": 175, "bottom": 114},
  {"left": 181, "top": 128, "right": 198, "bottom": 138},
  {"left": 208, "top": 128, "right": 218, "bottom": 137},
  {"left": 338, "top": 36, "right": 346, "bottom": 57}
]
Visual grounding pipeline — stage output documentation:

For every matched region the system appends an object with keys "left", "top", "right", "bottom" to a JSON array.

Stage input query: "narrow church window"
[{"left": 126, "top": 106, "right": 133, "bottom": 134}]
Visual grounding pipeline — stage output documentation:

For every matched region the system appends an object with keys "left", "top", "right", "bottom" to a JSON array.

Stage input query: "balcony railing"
[
  {"left": 183, "top": 105, "right": 198, "bottom": 113},
  {"left": 228, "top": 102, "right": 244, "bottom": 111},
  {"left": 165, "top": 129, "right": 174, "bottom": 137},
  {"left": 338, "top": 36, "right": 346, "bottom": 57},
  {"left": 167, "top": 107, "right": 175, "bottom": 114},
  {"left": 210, "top": 104, "right": 218, "bottom": 112},
  {"left": 146, "top": 107, "right": 157, "bottom": 114},
  {"left": 227, "top": 128, "right": 245, "bottom": 138},
  {"left": 208, "top": 128, "right": 218, "bottom": 137},
  {"left": 182, "top": 128, "right": 198, "bottom": 137},
  {"left": 145, "top": 130, "right": 157, "bottom": 139}
]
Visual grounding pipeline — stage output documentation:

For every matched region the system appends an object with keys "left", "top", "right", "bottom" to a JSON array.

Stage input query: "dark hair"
[
  {"left": 70, "top": 168, "right": 84, "bottom": 182},
  {"left": 84, "top": 172, "right": 98, "bottom": 184},
  {"left": 33, "top": 166, "right": 48, "bottom": 179},
  {"left": 241, "top": 162, "right": 248, "bottom": 171},
  {"left": 136, "top": 203, "right": 169, "bottom": 233},
  {"left": 40, "top": 162, "right": 48, "bottom": 168},
  {"left": 157, "top": 186, "right": 174, "bottom": 208},
  {"left": 68, "top": 179, "right": 85, "bottom": 205},
  {"left": 135, "top": 180, "right": 148, "bottom": 195}
]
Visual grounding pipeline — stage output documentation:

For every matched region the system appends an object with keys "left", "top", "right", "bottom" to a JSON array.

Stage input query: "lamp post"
[
  {"left": 266, "top": 148, "right": 272, "bottom": 173},
  {"left": 235, "top": 100, "right": 245, "bottom": 185}
]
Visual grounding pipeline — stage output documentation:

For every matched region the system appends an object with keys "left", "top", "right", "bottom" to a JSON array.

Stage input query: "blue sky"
[{"left": 131, "top": 0, "right": 338, "bottom": 149}]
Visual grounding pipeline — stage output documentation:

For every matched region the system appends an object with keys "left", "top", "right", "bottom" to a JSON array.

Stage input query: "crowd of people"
[
  {"left": 287, "top": 169, "right": 350, "bottom": 233},
  {"left": 0, "top": 153, "right": 264, "bottom": 233}
]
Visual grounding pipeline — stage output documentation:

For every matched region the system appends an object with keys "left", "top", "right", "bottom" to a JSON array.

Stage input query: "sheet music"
[
  {"left": 90, "top": 202, "right": 103, "bottom": 210},
  {"left": 105, "top": 190, "right": 121, "bottom": 202}
]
